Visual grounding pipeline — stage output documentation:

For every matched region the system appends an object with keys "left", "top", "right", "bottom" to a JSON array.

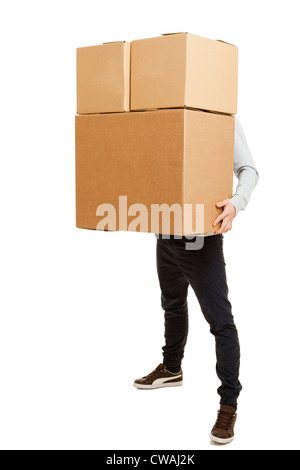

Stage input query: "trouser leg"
[
  {"left": 168, "top": 235, "right": 242, "bottom": 408},
  {"left": 156, "top": 238, "right": 189, "bottom": 371}
]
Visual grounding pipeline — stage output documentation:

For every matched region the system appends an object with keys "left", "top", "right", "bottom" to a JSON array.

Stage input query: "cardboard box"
[
  {"left": 77, "top": 41, "right": 130, "bottom": 114},
  {"left": 131, "top": 33, "right": 238, "bottom": 115},
  {"left": 75, "top": 109, "right": 234, "bottom": 236}
]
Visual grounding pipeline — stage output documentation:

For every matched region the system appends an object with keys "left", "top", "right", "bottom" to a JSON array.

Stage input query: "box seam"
[
  {"left": 184, "top": 34, "right": 188, "bottom": 109},
  {"left": 182, "top": 110, "right": 186, "bottom": 234},
  {"left": 124, "top": 42, "right": 131, "bottom": 111}
]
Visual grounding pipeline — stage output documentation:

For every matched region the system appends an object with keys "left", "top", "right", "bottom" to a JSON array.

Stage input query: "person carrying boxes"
[{"left": 76, "top": 32, "right": 259, "bottom": 445}]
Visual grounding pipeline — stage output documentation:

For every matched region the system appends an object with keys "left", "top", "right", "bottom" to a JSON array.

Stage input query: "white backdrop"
[{"left": 0, "top": 0, "right": 299, "bottom": 451}]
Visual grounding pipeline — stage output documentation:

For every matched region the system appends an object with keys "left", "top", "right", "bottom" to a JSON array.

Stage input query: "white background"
[{"left": 0, "top": 0, "right": 299, "bottom": 451}]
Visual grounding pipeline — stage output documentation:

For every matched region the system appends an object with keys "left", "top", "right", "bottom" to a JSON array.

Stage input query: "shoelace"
[
  {"left": 144, "top": 366, "right": 166, "bottom": 379},
  {"left": 215, "top": 411, "right": 235, "bottom": 430}
]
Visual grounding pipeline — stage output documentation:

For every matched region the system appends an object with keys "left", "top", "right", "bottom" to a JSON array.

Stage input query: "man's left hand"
[{"left": 213, "top": 199, "right": 236, "bottom": 235}]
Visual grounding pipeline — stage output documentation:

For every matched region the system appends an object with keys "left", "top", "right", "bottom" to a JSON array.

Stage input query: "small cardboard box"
[
  {"left": 131, "top": 33, "right": 238, "bottom": 115},
  {"left": 75, "top": 108, "right": 234, "bottom": 236},
  {"left": 77, "top": 41, "right": 130, "bottom": 114}
]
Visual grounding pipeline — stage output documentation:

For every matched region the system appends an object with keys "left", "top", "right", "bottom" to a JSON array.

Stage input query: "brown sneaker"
[
  {"left": 133, "top": 364, "right": 183, "bottom": 390},
  {"left": 210, "top": 405, "right": 237, "bottom": 444}
]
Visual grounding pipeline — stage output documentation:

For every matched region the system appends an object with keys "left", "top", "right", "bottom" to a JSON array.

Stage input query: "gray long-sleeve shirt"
[{"left": 230, "top": 118, "right": 259, "bottom": 214}]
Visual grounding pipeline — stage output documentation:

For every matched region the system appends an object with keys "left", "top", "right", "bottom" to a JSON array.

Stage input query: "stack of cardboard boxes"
[{"left": 75, "top": 33, "right": 238, "bottom": 236}]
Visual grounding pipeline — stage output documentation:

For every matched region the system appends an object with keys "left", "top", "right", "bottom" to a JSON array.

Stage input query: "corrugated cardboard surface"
[
  {"left": 186, "top": 34, "right": 238, "bottom": 115},
  {"left": 77, "top": 42, "right": 130, "bottom": 114},
  {"left": 130, "top": 34, "right": 187, "bottom": 111},
  {"left": 75, "top": 109, "right": 234, "bottom": 236},
  {"left": 131, "top": 33, "right": 238, "bottom": 115},
  {"left": 184, "top": 110, "right": 235, "bottom": 233}
]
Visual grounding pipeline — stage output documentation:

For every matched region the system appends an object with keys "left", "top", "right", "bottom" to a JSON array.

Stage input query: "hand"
[{"left": 213, "top": 199, "right": 236, "bottom": 235}]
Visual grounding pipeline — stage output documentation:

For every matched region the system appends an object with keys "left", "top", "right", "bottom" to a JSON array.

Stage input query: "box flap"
[
  {"left": 161, "top": 32, "right": 189, "bottom": 36},
  {"left": 102, "top": 40, "right": 127, "bottom": 45},
  {"left": 216, "top": 39, "right": 237, "bottom": 47}
]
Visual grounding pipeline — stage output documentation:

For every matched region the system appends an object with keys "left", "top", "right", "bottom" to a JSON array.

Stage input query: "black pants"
[{"left": 156, "top": 234, "right": 242, "bottom": 408}]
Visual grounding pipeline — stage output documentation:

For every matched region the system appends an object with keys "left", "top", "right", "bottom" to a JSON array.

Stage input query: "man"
[{"left": 133, "top": 117, "right": 259, "bottom": 445}]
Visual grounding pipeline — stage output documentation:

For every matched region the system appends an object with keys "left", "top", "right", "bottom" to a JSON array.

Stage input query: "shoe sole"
[
  {"left": 133, "top": 381, "right": 183, "bottom": 390},
  {"left": 210, "top": 434, "right": 234, "bottom": 445}
]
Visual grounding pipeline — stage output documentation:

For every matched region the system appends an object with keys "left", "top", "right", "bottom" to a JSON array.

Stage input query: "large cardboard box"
[
  {"left": 75, "top": 109, "right": 234, "bottom": 236},
  {"left": 77, "top": 41, "right": 130, "bottom": 114},
  {"left": 131, "top": 33, "right": 238, "bottom": 115}
]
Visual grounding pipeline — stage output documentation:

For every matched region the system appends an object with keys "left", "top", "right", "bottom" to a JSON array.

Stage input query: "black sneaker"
[{"left": 133, "top": 364, "right": 183, "bottom": 390}]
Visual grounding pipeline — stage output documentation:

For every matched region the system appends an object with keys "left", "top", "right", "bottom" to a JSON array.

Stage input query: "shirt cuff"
[{"left": 230, "top": 195, "right": 245, "bottom": 215}]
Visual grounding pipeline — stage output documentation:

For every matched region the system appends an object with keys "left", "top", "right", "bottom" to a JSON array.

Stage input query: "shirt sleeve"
[{"left": 230, "top": 117, "right": 259, "bottom": 214}]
